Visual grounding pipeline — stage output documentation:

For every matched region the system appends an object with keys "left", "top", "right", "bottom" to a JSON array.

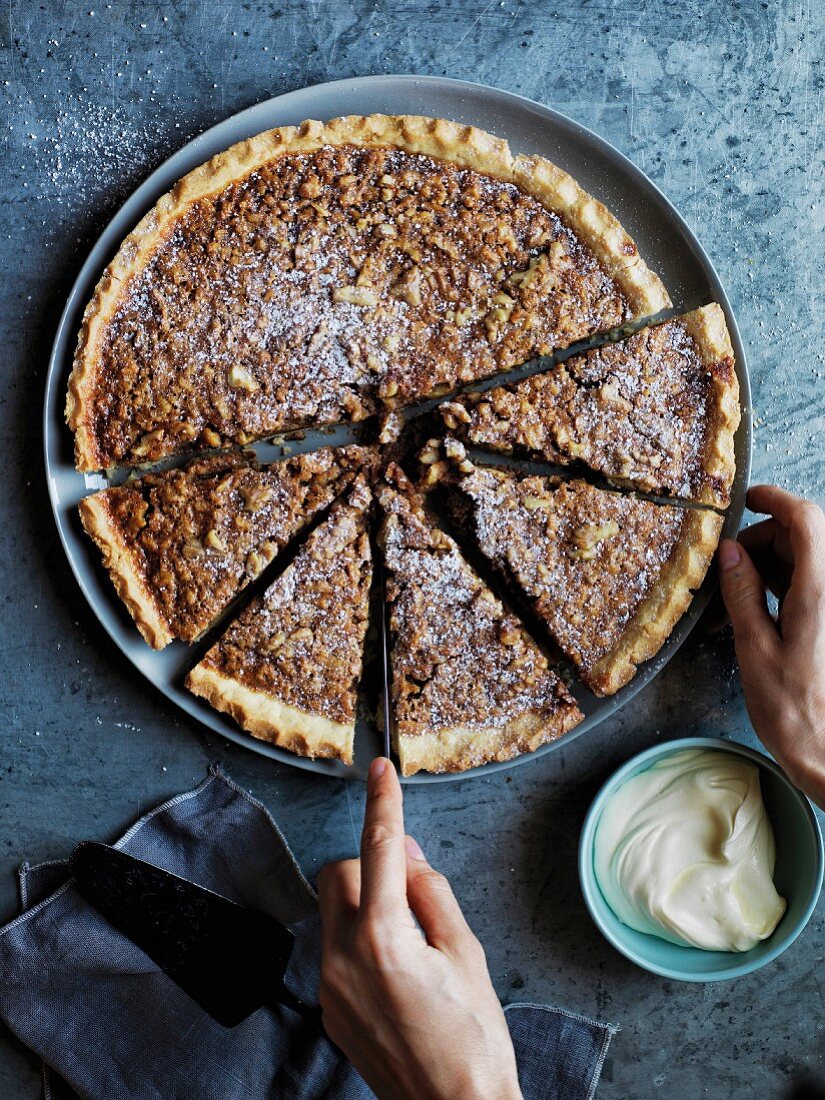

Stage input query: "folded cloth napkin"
[{"left": 0, "top": 767, "right": 616, "bottom": 1100}]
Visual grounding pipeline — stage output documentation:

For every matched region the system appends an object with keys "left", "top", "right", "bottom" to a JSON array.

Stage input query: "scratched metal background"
[{"left": 1, "top": 2, "right": 823, "bottom": 1097}]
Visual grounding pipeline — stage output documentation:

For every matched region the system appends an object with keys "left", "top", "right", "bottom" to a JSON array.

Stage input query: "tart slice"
[
  {"left": 425, "top": 441, "right": 723, "bottom": 696},
  {"left": 377, "top": 463, "right": 582, "bottom": 776},
  {"left": 66, "top": 113, "right": 669, "bottom": 471},
  {"left": 186, "top": 478, "right": 373, "bottom": 764},
  {"left": 440, "top": 304, "right": 739, "bottom": 507},
  {"left": 79, "top": 445, "right": 374, "bottom": 649}
]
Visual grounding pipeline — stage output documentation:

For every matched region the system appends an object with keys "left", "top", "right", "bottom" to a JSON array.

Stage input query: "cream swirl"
[{"left": 594, "top": 748, "right": 786, "bottom": 952}]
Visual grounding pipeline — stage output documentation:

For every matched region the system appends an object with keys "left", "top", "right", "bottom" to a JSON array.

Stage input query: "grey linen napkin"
[{"left": 0, "top": 767, "right": 616, "bottom": 1100}]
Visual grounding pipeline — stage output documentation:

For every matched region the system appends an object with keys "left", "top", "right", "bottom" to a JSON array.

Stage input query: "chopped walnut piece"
[
  {"left": 182, "top": 537, "right": 204, "bottom": 560},
  {"left": 205, "top": 528, "right": 225, "bottom": 551},
  {"left": 241, "top": 484, "right": 273, "bottom": 512},
  {"left": 398, "top": 266, "right": 422, "bottom": 307},
  {"left": 228, "top": 365, "right": 259, "bottom": 392},
  {"left": 378, "top": 408, "right": 404, "bottom": 444},
  {"left": 582, "top": 520, "right": 621, "bottom": 546},
  {"left": 373, "top": 222, "right": 397, "bottom": 239},
  {"left": 333, "top": 285, "right": 379, "bottom": 308}
]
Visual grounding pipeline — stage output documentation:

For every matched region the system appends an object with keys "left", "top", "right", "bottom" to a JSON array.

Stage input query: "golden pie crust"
[
  {"left": 66, "top": 113, "right": 670, "bottom": 472},
  {"left": 440, "top": 304, "right": 739, "bottom": 507},
  {"left": 63, "top": 111, "right": 742, "bottom": 772},
  {"left": 79, "top": 445, "right": 373, "bottom": 648},
  {"left": 377, "top": 463, "right": 583, "bottom": 775},
  {"left": 425, "top": 441, "right": 723, "bottom": 696},
  {"left": 186, "top": 478, "right": 373, "bottom": 764}
]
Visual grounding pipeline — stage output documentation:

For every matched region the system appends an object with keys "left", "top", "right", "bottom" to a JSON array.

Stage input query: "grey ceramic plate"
[{"left": 43, "top": 75, "right": 752, "bottom": 783}]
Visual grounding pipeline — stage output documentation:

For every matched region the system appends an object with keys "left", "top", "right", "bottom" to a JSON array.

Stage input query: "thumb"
[
  {"left": 717, "top": 539, "right": 778, "bottom": 660},
  {"left": 404, "top": 836, "right": 476, "bottom": 956}
]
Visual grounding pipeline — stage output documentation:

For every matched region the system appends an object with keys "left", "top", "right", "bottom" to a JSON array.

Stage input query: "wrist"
[
  {"left": 466, "top": 1074, "right": 523, "bottom": 1100},
  {"left": 785, "top": 749, "right": 825, "bottom": 810},
  {"left": 439, "top": 1066, "right": 521, "bottom": 1100},
  {"left": 459, "top": 1085, "right": 522, "bottom": 1100}
]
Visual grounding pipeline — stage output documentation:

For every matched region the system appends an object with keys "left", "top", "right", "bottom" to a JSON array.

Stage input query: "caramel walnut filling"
[
  {"left": 195, "top": 482, "right": 373, "bottom": 728},
  {"left": 377, "top": 466, "right": 581, "bottom": 772},
  {"left": 441, "top": 315, "right": 736, "bottom": 506},
  {"left": 91, "top": 144, "right": 630, "bottom": 466},
  {"left": 432, "top": 454, "right": 689, "bottom": 695},
  {"left": 79, "top": 445, "right": 372, "bottom": 646}
]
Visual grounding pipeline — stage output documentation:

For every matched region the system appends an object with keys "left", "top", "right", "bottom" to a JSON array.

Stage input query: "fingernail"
[
  {"left": 718, "top": 540, "right": 741, "bottom": 571},
  {"left": 405, "top": 835, "right": 426, "bottom": 861},
  {"left": 369, "top": 757, "right": 388, "bottom": 780}
]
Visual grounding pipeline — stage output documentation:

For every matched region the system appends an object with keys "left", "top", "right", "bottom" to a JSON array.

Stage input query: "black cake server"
[{"left": 70, "top": 841, "right": 320, "bottom": 1028}]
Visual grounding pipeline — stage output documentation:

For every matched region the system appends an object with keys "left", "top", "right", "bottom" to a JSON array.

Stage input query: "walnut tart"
[
  {"left": 66, "top": 114, "right": 670, "bottom": 471},
  {"left": 79, "top": 445, "right": 374, "bottom": 649},
  {"left": 425, "top": 440, "right": 723, "bottom": 696},
  {"left": 186, "top": 477, "right": 373, "bottom": 764},
  {"left": 377, "top": 463, "right": 582, "bottom": 776},
  {"left": 440, "top": 304, "right": 739, "bottom": 508}
]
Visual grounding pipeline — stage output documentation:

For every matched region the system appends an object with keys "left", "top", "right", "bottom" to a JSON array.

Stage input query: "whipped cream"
[{"left": 594, "top": 748, "right": 786, "bottom": 952}]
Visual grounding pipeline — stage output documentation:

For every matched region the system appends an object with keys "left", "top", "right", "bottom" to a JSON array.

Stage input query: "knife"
[
  {"left": 70, "top": 841, "right": 320, "bottom": 1028},
  {"left": 379, "top": 565, "right": 393, "bottom": 761}
]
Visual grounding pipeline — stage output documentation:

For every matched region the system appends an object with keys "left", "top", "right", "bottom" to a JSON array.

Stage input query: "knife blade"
[
  {"left": 379, "top": 565, "right": 393, "bottom": 760},
  {"left": 70, "top": 841, "right": 319, "bottom": 1028}
]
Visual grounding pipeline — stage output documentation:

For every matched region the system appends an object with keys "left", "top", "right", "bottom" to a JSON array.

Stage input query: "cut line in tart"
[
  {"left": 425, "top": 440, "right": 723, "bottom": 696},
  {"left": 66, "top": 113, "right": 670, "bottom": 472},
  {"left": 377, "top": 462, "right": 583, "bottom": 776},
  {"left": 440, "top": 304, "right": 740, "bottom": 507},
  {"left": 79, "top": 445, "right": 375, "bottom": 649},
  {"left": 186, "top": 477, "right": 373, "bottom": 764}
]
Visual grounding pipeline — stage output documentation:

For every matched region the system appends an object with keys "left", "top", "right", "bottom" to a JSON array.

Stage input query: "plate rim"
[{"left": 42, "top": 73, "right": 752, "bottom": 784}]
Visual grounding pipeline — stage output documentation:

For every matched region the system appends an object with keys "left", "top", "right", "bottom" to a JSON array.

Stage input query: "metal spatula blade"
[{"left": 70, "top": 841, "right": 317, "bottom": 1028}]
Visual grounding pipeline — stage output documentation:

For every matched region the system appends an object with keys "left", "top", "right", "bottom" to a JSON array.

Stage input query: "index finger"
[
  {"left": 358, "top": 757, "right": 408, "bottom": 917},
  {"left": 317, "top": 859, "right": 361, "bottom": 950},
  {"left": 746, "top": 485, "right": 825, "bottom": 575}
]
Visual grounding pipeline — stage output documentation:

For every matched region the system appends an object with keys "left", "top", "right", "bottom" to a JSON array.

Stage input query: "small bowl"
[{"left": 579, "top": 737, "right": 824, "bottom": 982}]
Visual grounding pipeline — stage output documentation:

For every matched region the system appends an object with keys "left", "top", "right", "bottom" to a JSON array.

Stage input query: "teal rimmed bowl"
[{"left": 579, "top": 737, "right": 823, "bottom": 982}]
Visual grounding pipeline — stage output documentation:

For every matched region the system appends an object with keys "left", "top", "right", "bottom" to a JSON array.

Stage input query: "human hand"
[
  {"left": 317, "top": 758, "right": 522, "bottom": 1100},
  {"left": 718, "top": 485, "right": 825, "bottom": 807}
]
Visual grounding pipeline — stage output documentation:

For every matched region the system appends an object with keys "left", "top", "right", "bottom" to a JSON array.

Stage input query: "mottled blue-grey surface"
[{"left": 1, "top": 2, "right": 823, "bottom": 1097}]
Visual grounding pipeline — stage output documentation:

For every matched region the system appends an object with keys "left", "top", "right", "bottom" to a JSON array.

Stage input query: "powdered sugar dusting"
[
  {"left": 99, "top": 445, "right": 366, "bottom": 643},
  {"left": 378, "top": 474, "right": 574, "bottom": 735},
  {"left": 206, "top": 484, "right": 372, "bottom": 725},
  {"left": 453, "top": 317, "right": 726, "bottom": 503},
  {"left": 90, "top": 142, "right": 630, "bottom": 465},
  {"left": 450, "top": 463, "right": 685, "bottom": 678}
]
